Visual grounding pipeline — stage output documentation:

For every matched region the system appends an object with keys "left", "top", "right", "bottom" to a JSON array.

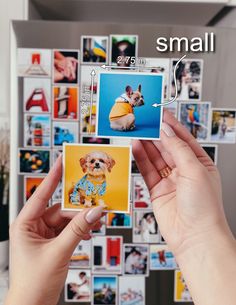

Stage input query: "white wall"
[{"left": 0, "top": 0, "right": 27, "bottom": 116}]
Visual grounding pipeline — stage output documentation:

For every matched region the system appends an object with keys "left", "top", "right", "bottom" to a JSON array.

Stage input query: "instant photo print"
[
  {"left": 133, "top": 175, "right": 151, "bottom": 209},
  {"left": 178, "top": 101, "right": 211, "bottom": 142},
  {"left": 150, "top": 244, "right": 177, "bottom": 270},
  {"left": 106, "top": 212, "right": 132, "bottom": 229},
  {"left": 82, "top": 136, "right": 110, "bottom": 145},
  {"left": 52, "top": 121, "right": 78, "bottom": 147},
  {"left": 92, "top": 275, "right": 118, "bottom": 305},
  {"left": 53, "top": 86, "right": 78, "bottom": 120},
  {"left": 23, "top": 78, "right": 51, "bottom": 113},
  {"left": 201, "top": 144, "right": 218, "bottom": 165},
  {"left": 64, "top": 269, "right": 91, "bottom": 303},
  {"left": 210, "top": 108, "right": 236, "bottom": 143},
  {"left": 81, "top": 36, "right": 108, "bottom": 64},
  {"left": 119, "top": 276, "right": 145, "bottom": 305},
  {"left": 24, "top": 176, "right": 44, "bottom": 202},
  {"left": 62, "top": 144, "right": 131, "bottom": 212},
  {"left": 18, "top": 149, "right": 50, "bottom": 174},
  {"left": 81, "top": 102, "right": 97, "bottom": 134},
  {"left": 123, "top": 244, "right": 149, "bottom": 276},
  {"left": 70, "top": 240, "right": 92, "bottom": 269},
  {"left": 97, "top": 72, "right": 163, "bottom": 140},
  {"left": 174, "top": 270, "right": 193, "bottom": 302},
  {"left": 92, "top": 236, "right": 123, "bottom": 274}
]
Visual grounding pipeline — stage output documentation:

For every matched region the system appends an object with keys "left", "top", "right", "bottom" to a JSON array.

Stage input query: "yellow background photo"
[{"left": 63, "top": 144, "right": 131, "bottom": 212}]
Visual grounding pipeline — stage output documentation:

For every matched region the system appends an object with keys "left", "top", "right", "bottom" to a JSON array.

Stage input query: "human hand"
[
  {"left": 132, "top": 110, "right": 233, "bottom": 260},
  {"left": 5, "top": 156, "right": 103, "bottom": 305},
  {"left": 55, "top": 57, "right": 77, "bottom": 81}
]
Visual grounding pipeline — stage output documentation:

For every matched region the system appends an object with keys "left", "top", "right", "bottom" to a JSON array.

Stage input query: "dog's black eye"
[
  {"left": 99, "top": 159, "right": 105, "bottom": 163},
  {"left": 141, "top": 95, "right": 143, "bottom": 98},
  {"left": 90, "top": 159, "right": 95, "bottom": 164}
]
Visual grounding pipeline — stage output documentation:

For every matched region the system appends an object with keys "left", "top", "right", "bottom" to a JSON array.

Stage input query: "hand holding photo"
[
  {"left": 97, "top": 72, "right": 163, "bottom": 140},
  {"left": 62, "top": 144, "right": 131, "bottom": 212}
]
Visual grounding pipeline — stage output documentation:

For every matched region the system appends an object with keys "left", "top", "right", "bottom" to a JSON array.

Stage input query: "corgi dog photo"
[
  {"left": 69, "top": 151, "right": 115, "bottom": 207},
  {"left": 109, "top": 84, "right": 144, "bottom": 131}
]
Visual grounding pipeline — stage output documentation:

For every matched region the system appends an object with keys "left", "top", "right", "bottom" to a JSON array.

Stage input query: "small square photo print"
[
  {"left": 174, "top": 270, "right": 193, "bottom": 302},
  {"left": 81, "top": 36, "right": 108, "bottom": 64},
  {"left": 18, "top": 149, "right": 50, "bottom": 174},
  {"left": 18, "top": 48, "right": 52, "bottom": 77},
  {"left": 70, "top": 240, "right": 92, "bottom": 269},
  {"left": 53, "top": 50, "right": 79, "bottom": 84},
  {"left": 178, "top": 101, "right": 211, "bottom": 142},
  {"left": 97, "top": 72, "right": 163, "bottom": 140},
  {"left": 92, "top": 275, "right": 118, "bottom": 305},
  {"left": 24, "top": 78, "right": 51, "bottom": 113},
  {"left": 210, "top": 109, "right": 236, "bottom": 143},
  {"left": 119, "top": 276, "right": 145, "bottom": 305},
  {"left": 150, "top": 244, "right": 177, "bottom": 270},
  {"left": 24, "top": 176, "right": 44, "bottom": 202},
  {"left": 62, "top": 144, "right": 131, "bottom": 212},
  {"left": 106, "top": 212, "right": 132, "bottom": 229},
  {"left": 65, "top": 269, "right": 91, "bottom": 303},
  {"left": 52, "top": 121, "right": 78, "bottom": 147},
  {"left": 81, "top": 102, "right": 97, "bottom": 134},
  {"left": 110, "top": 34, "right": 138, "bottom": 67},
  {"left": 123, "top": 244, "right": 149, "bottom": 276},
  {"left": 133, "top": 175, "right": 151, "bottom": 209},
  {"left": 201, "top": 144, "right": 218, "bottom": 165},
  {"left": 53, "top": 86, "right": 78, "bottom": 120}
]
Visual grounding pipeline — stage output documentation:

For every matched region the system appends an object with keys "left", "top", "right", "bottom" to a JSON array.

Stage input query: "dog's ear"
[
  {"left": 80, "top": 156, "right": 87, "bottom": 173},
  {"left": 137, "top": 84, "right": 142, "bottom": 92},
  {"left": 106, "top": 154, "right": 116, "bottom": 172},
  {"left": 126, "top": 85, "right": 133, "bottom": 97}
]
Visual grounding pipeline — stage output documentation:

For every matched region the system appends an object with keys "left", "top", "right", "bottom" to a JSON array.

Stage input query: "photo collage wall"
[{"left": 17, "top": 34, "right": 236, "bottom": 305}]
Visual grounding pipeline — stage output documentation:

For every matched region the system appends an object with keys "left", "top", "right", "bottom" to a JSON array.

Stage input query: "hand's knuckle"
[{"left": 70, "top": 221, "right": 87, "bottom": 238}]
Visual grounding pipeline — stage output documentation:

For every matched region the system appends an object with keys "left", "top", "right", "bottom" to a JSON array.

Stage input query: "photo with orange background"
[
  {"left": 62, "top": 144, "right": 131, "bottom": 212},
  {"left": 53, "top": 86, "right": 78, "bottom": 120},
  {"left": 24, "top": 176, "right": 44, "bottom": 201}
]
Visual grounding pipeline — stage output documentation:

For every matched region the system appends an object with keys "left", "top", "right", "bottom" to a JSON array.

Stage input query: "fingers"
[
  {"left": 18, "top": 155, "right": 62, "bottom": 222},
  {"left": 141, "top": 141, "right": 168, "bottom": 172},
  {"left": 53, "top": 206, "right": 103, "bottom": 261}
]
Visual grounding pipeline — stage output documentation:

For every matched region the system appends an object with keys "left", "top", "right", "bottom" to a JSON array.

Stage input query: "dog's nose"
[{"left": 95, "top": 162, "right": 100, "bottom": 167}]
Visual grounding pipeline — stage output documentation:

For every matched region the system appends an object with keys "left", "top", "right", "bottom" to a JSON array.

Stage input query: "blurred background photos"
[
  {"left": 133, "top": 175, "right": 152, "bottom": 210},
  {"left": 70, "top": 240, "right": 92, "bottom": 269},
  {"left": 123, "top": 244, "right": 149, "bottom": 276},
  {"left": 92, "top": 275, "right": 118, "bottom": 305},
  {"left": 81, "top": 36, "right": 108, "bottom": 64},
  {"left": 119, "top": 276, "right": 145, "bottom": 305},
  {"left": 18, "top": 149, "right": 50, "bottom": 174},
  {"left": 24, "top": 176, "right": 44, "bottom": 202},
  {"left": 174, "top": 271, "right": 192, "bottom": 302},
  {"left": 53, "top": 86, "right": 78, "bottom": 120},
  {"left": 150, "top": 245, "right": 178, "bottom": 270}
]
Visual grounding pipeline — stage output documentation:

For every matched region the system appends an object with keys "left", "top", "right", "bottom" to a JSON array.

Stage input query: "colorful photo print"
[
  {"left": 131, "top": 158, "right": 140, "bottom": 175},
  {"left": 178, "top": 102, "right": 211, "bottom": 142},
  {"left": 201, "top": 144, "right": 218, "bottom": 165},
  {"left": 65, "top": 269, "right": 91, "bottom": 303},
  {"left": 133, "top": 175, "right": 151, "bottom": 209},
  {"left": 174, "top": 270, "right": 192, "bottom": 302},
  {"left": 80, "top": 65, "right": 103, "bottom": 103},
  {"left": 52, "top": 121, "right": 78, "bottom": 147},
  {"left": 210, "top": 109, "right": 236, "bottom": 143},
  {"left": 92, "top": 236, "right": 123, "bottom": 274},
  {"left": 92, "top": 275, "right": 118, "bottom": 305},
  {"left": 53, "top": 50, "right": 79, "bottom": 84},
  {"left": 24, "top": 114, "right": 51, "bottom": 147},
  {"left": 170, "top": 58, "right": 203, "bottom": 101},
  {"left": 62, "top": 144, "right": 131, "bottom": 212},
  {"left": 139, "top": 57, "right": 170, "bottom": 99},
  {"left": 81, "top": 102, "right": 97, "bottom": 134},
  {"left": 150, "top": 244, "right": 177, "bottom": 270},
  {"left": 18, "top": 48, "right": 52, "bottom": 77},
  {"left": 18, "top": 149, "right": 50, "bottom": 174},
  {"left": 92, "top": 216, "right": 106, "bottom": 236},
  {"left": 53, "top": 86, "right": 78, "bottom": 120},
  {"left": 82, "top": 136, "right": 110, "bottom": 145},
  {"left": 119, "top": 276, "right": 145, "bottom": 305},
  {"left": 123, "top": 244, "right": 149, "bottom": 276},
  {"left": 110, "top": 35, "right": 138, "bottom": 67},
  {"left": 133, "top": 210, "right": 159, "bottom": 243},
  {"left": 24, "top": 176, "right": 44, "bottom": 202},
  {"left": 81, "top": 36, "right": 108, "bottom": 64},
  {"left": 106, "top": 212, "right": 132, "bottom": 229},
  {"left": 70, "top": 240, "right": 91, "bottom": 269},
  {"left": 97, "top": 72, "right": 163, "bottom": 140},
  {"left": 23, "top": 78, "right": 51, "bottom": 113}
]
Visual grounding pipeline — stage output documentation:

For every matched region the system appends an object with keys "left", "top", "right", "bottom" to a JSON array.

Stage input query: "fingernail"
[
  {"left": 161, "top": 122, "right": 176, "bottom": 137},
  {"left": 85, "top": 206, "right": 103, "bottom": 224}
]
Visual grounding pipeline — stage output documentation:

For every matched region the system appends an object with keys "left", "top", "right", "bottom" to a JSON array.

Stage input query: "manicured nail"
[
  {"left": 161, "top": 122, "right": 176, "bottom": 137},
  {"left": 85, "top": 206, "right": 103, "bottom": 224}
]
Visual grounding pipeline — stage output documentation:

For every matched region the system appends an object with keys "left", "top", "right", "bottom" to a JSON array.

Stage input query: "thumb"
[
  {"left": 160, "top": 122, "right": 201, "bottom": 176},
  {"left": 53, "top": 206, "right": 103, "bottom": 260}
]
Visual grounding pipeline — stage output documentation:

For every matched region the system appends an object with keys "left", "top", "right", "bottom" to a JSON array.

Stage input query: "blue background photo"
[{"left": 97, "top": 73, "right": 163, "bottom": 139}]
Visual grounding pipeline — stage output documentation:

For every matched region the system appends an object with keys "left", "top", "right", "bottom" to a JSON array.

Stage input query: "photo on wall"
[
  {"left": 106, "top": 212, "right": 132, "bottom": 229},
  {"left": 92, "top": 236, "right": 123, "bottom": 274},
  {"left": 81, "top": 36, "right": 108, "bottom": 64},
  {"left": 23, "top": 78, "right": 51, "bottom": 113},
  {"left": 53, "top": 49, "right": 79, "bottom": 84},
  {"left": 178, "top": 101, "right": 211, "bottom": 142},
  {"left": 150, "top": 244, "right": 177, "bottom": 270},
  {"left": 82, "top": 136, "right": 110, "bottom": 145},
  {"left": 62, "top": 144, "right": 131, "bottom": 212},
  {"left": 174, "top": 270, "right": 193, "bottom": 302},
  {"left": 133, "top": 210, "right": 159, "bottom": 243},
  {"left": 201, "top": 144, "right": 218, "bottom": 165},
  {"left": 170, "top": 58, "right": 203, "bottom": 101},
  {"left": 119, "top": 276, "right": 145, "bottom": 305},
  {"left": 24, "top": 176, "right": 44, "bottom": 202},
  {"left": 97, "top": 72, "right": 163, "bottom": 140},
  {"left": 133, "top": 175, "right": 151, "bottom": 209},
  {"left": 18, "top": 149, "right": 50, "bottom": 174},
  {"left": 210, "top": 108, "right": 236, "bottom": 143},
  {"left": 52, "top": 121, "right": 79, "bottom": 147},
  {"left": 123, "top": 244, "right": 149, "bottom": 276},
  {"left": 64, "top": 269, "right": 91, "bottom": 303},
  {"left": 24, "top": 114, "right": 51, "bottom": 147},
  {"left": 18, "top": 48, "right": 52, "bottom": 77},
  {"left": 53, "top": 86, "right": 78, "bottom": 120},
  {"left": 110, "top": 34, "right": 138, "bottom": 67},
  {"left": 81, "top": 102, "right": 97, "bottom": 134},
  {"left": 70, "top": 240, "right": 92, "bottom": 269},
  {"left": 92, "top": 275, "right": 118, "bottom": 305}
]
